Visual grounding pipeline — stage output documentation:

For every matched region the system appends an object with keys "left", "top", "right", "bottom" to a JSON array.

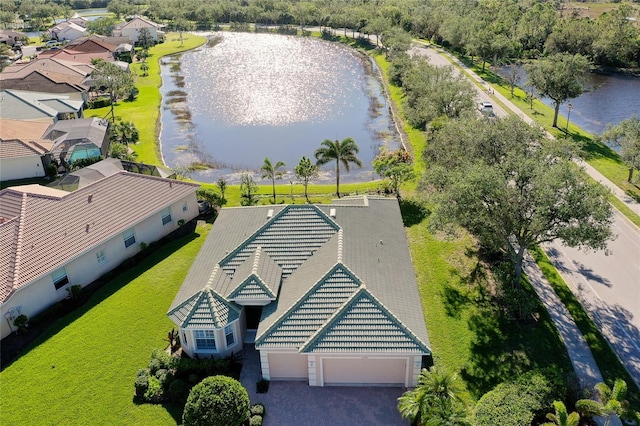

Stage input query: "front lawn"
[{"left": 0, "top": 223, "right": 211, "bottom": 425}]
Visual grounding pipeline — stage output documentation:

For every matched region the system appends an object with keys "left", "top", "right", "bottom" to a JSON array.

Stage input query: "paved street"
[{"left": 411, "top": 43, "right": 640, "bottom": 387}]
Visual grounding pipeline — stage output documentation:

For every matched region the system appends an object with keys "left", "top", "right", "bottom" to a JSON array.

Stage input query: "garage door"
[
  {"left": 268, "top": 353, "right": 308, "bottom": 381},
  {"left": 322, "top": 357, "right": 407, "bottom": 386}
]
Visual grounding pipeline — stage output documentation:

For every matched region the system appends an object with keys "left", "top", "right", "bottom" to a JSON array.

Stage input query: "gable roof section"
[
  {"left": 0, "top": 119, "right": 50, "bottom": 141},
  {"left": 255, "top": 263, "right": 361, "bottom": 349},
  {"left": 220, "top": 204, "right": 339, "bottom": 278},
  {"left": 227, "top": 247, "right": 282, "bottom": 301},
  {"left": 0, "top": 90, "right": 83, "bottom": 121},
  {"left": 116, "top": 16, "right": 160, "bottom": 29},
  {"left": 167, "top": 286, "right": 241, "bottom": 329},
  {"left": 300, "top": 285, "right": 430, "bottom": 354},
  {"left": 0, "top": 139, "right": 51, "bottom": 159},
  {"left": 0, "top": 172, "right": 198, "bottom": 303}
]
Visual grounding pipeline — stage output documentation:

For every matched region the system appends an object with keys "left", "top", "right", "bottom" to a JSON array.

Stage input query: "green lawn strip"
[
  {"left": 531, "top": 246, "right": 640, "bottom": 409},
  {"left": 86, "top": 33, "right": 207, "bottom": 165},
  {"left": 405, "top": 208, "right": 572, "bottom": 406},
  {"left": 0, "top": 223, "right": 211, "bottom": 426},
  {"left": 609, "top": 195, "right": 640, "bottom": 228}
]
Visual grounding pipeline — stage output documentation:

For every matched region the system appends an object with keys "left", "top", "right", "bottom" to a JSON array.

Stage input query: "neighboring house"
[
  {"left": 68, "top": 16, "right": 88, "bottom": 28},
  {"left": 1, "top": 57, "right": 94, "bottom": 80},
  {"left": 0, "top": 69, "right": 89, "bottom": 101},
  {"left": 48, "top": 157, "right": 123, "bottom": 191},
  {"left": 0, "top": 171, "right": 199, "bottom": 339},
  {"left": 112, "top": 16, "right": 165, "bottom": 44},
  {"left": 0, "top": 89, "right": 84, "bottom": 122},
  {"left": 168, "top": 196, "right": 431, "bottom": 387},
  {"left": 121, "top": 160, "right": 175, "bottom": 178},
  {"left": 43, "top": 117, "right": 110, "bottom": 165},
  {"left": 0, "top": 118, "right": 50, "bottom": 141},
  {"left": 39, "top": 48, "right": 115, "bottom": 65},
  {"left": 0, "top": 30, "right": 27, "bottom": 47},
  {"left": 51, "top": 21, "right": 87, "bottom": 41},
  {"left": 0, "top": 139, "right": 53, "bottom": 181}
]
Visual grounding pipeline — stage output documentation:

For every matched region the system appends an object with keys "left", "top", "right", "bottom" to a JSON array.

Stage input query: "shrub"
[
  {"left": 249, "top": 415, "right": 263, "bottom": 426},
  {"left": 134, "top": 369, "right": 150, "bottom": 398},
  {"left": 148, "top": 358, "right": 162, "bottom": 375},
  {"left": 150, "top": 348, "right": 176, "bottom": 370},
  {"left": 475, "top": 370, "right": 563, "bottom": 426},
  {"left": 168, "top": 379, "right": 187, "bottom": 402},
  {"left": 182, "top": 376, "right": 250, "bottom": 426},
  {"left": 144, "top": 376, "right": 163, "bottom": 403},
  {"left": 87, "top": 97, "right": 111, "bottom": 109},
  {"left": 13, "top": 314, "right": 29, "bottom": 334},
  {"left": 250, "top": 404, "right": 265, "bottom": 416}
]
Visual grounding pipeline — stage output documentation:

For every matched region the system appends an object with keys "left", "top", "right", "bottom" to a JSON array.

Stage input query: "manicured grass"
[
  {"left": 86, "top": 33, "right": 207, "bottom": 165},
  {"left": 403, "top": 200, "right": 572, "bottom": 404},
  {"left": 531, "top": 246, "right": 640, "bottom": 409},
  {"left": 0, "top": 223, "right": 211, "bottom": 425}
]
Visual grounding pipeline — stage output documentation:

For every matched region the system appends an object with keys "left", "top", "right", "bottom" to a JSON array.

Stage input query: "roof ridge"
[
  {"left": 255, "top": 262, "right": 360, "bottom": 345},
  {"left": 227, "top": 271, "right": 275, "bottom": 300},
  {"left": 299, "top": 283, "right": 430, "bottom": 354},
  {"left": 7, "top": 193, "right": 28, "bottom": 298},
  {"left": 337, "top": 229, "right": 343, "bottom": 263}
]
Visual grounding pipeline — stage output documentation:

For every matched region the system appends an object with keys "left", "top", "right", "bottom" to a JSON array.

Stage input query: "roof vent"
[
  {"left": 88, "top": 194, "right": 93, "bottom": 202},
  {"left": 267, "top": 209, "right": 274, "bottom": 219},
  {"left": 329, "top": 208, "right": 336, "bottom": 218},
  {"left": 85, "top": 224, "right": 90, "bottom": 233}
]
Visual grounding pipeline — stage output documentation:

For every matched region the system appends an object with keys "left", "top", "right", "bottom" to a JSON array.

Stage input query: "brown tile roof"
[
  {"left": 0, "top": 139, "right": 52, "bottom": 158},
  {"left": 0, "top": 119, "right": 50, "bottom": 140},
  {"left": 39, "top": 49, "right": 114, "bottom": 64},
  {"left": 68, "top": 37, "right": 117, "bottom": 52},
  {"left": 0, "top": 171, "right": 198, "bottom": 302},
  {"left": 0, "top": 58, "right": 92, "bottom": 80}
]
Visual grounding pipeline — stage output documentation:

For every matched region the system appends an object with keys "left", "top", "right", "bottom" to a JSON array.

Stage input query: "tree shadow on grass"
[
  {"left": 459, "top": 272, "right": 572, "bottom": 399},
  {"left": 399, "top": 198, "right": 430, "bottom": 227},
  {"left": 0, "top": 228, "right": 201, "bottom": 371}
]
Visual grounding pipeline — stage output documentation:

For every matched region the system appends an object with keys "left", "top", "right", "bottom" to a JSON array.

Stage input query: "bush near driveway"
[{"left": 182, "top": 376, "right": 250, "bottom": 426}]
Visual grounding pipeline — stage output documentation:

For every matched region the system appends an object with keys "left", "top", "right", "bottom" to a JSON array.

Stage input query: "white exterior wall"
[
  {"left": 121, "top": 26, "right": 158, "bottom": 43},
  {"left": 180, "top": 319, "right": 243, "bottom": 358},
  {"left": 56, "top": 26, "right": 86, "bottom": 41},
  {"left": 0, "top": 155, "right": 45, "bottom": 181},
  {"left": 0, "top": 192, "right": 198, "bottom": 339}
]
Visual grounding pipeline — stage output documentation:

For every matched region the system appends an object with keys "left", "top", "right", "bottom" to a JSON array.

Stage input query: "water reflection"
[{"left": 159, "top": 32, "right": 401, "bottom": 183}]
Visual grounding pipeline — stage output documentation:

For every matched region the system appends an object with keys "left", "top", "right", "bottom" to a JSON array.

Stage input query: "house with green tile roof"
[{"left": 168, "top": 196, "right": 431, "bottom": 387}]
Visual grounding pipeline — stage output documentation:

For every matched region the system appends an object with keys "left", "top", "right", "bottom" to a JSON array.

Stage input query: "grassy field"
[
  {"left": 0, "top": 223, "right": 211, "bottom": 425},
  {"left": 86, "top": 33, "right": 207, "bottom": 165}
]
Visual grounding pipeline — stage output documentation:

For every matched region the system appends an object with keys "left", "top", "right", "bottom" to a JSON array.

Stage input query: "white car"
[{"left": 478, "top": 101, "right": 493, "bottom": 113}]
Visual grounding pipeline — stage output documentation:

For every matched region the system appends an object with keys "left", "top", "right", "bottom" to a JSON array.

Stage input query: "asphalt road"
[{"left": 410, "top": 43, "right": 640, "bottom": 387}]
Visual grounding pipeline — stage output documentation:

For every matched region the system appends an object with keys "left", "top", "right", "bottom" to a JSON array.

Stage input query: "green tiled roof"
[
  {"left": 220, "top": 205, "right": 339, "bottom": 277},
  {"left": 255, "top": 263, "right": 361, "bottom": 348},
  {"left": 227, "top": 246, "right": 281, "bottom": 301},
  {"left": 300, "top": 286, "right": 430, "bottom": 354},
  {"left": 167, "top": 286, "right": 241, "bottom": 329}
]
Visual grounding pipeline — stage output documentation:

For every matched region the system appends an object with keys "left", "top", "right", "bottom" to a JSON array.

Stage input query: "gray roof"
[
  {"left": 0, "top": 89, "right": 84, "bottom": 121},
  {"left": 49, "top": 158, "right": 123, "bottom": 191},
  {"left": 169, "top": 196, "right": 430, "bottom": 354}
]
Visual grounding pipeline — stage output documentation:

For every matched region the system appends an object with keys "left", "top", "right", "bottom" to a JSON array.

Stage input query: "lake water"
[
  {"left": 159, "top": 32, "right": 401, "bottom": 184},
  {"left": 496, "top": 65, "right": 640, "bottom": 135}
]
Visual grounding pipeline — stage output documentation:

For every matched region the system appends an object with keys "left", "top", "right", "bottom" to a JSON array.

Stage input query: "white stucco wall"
[
  {"left": 0, "top": 192, "right": 198, "bottom": 339},
  {"left": 121, "top": 26, "right": 158, "bottom": 43},
  {"left": 0, "top": 155, "right": 45, "bottom": 181}
]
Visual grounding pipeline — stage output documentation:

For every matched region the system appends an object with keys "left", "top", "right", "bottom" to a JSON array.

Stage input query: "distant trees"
[
  {"left": 240, "top": 173, "right": 259, "bottom": 206},
  {"left": 314, "top": 138, "right": 362, "bottom": 198},
  {"left": 600, "top": 117, "right": 640, "bottom": 183},
  {"left": 372, "top": 148, "right": 414, "bottom": 198},
  {"left": 260, "top": 157, "right": 286, "bottom": 204},
  {"left": 87, "top": 17, "right": 118, "bottom": 36},
  {"left": 525, "top": 53, "right": 590, "bottom": 128}
]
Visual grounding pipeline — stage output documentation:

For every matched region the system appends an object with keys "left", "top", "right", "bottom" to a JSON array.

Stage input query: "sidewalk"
[{"left": 435, "top": 45, "right": 640, "bottom": 218}]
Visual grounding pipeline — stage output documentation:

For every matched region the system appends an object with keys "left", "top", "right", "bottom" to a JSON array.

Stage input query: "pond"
[
  {"left": 159, "top": 32, "right": 402, "bottom": 184},
  {"left": 495, "top": 65, "right": 640, "bottom": 136}
]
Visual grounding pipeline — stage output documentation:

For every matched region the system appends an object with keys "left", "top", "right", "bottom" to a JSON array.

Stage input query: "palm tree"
[
  {"left": 542, "top": 401, "right": 580, "bottom": 426},
  {"left": 314, "top": 137, "right": 362, "bottom": 197},
  {"left": 576, "top": 379, "right": 630, "bottom": 426},
  {"left": 398, "top": 366, "right": 466, "bottom": 426},
  {"left": 260, "top": 158, "right": 286, "bottom": 204}
]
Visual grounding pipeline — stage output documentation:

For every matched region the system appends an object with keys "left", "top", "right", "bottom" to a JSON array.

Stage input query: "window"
[
  {"left": 123, "top": 228, "right": 136, "bottom": 248},
  {"left": 161, "top": 207, "right": 172, "bottom": 225},
  {"left": 182, "top": 332, "right": 188, "bottom": 348},
  {"left": 182, "top": 202, "right": 188, "bottom": 212},
  {"left": 225, "top": 324, "right": 235, "bottom": 347},
  {"left": 96, "top": 249, "right": 107, "bottom": 266},
  {"left": 52, "top": 267, "right": 69, "bottom": 290},
  {"left": 194, "top": 330, "right": 216, "bottom": 350}
]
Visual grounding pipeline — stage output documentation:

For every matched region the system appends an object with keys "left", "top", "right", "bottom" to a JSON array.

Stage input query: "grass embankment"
[
  {"left": 86, "top": 33, "right": 207, "bottom": 164},
  {"left": 376, "top": 52, "right": 572, "bottom": 403},
  {"left": 0, "top": 223, "right": 211, "bottom": 425},
  {"left": 457, "top": 55, "right": 640, "bottom": 216},
  {"left": 532, "top": 246, "right": 640, "bottom": 409}
]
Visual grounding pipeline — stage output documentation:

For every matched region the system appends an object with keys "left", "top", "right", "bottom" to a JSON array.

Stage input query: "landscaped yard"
[{"left": 0, "top": 223, "right": 211, "bottom": 425}]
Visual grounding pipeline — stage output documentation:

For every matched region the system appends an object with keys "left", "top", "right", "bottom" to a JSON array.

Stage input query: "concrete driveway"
[{"left": 240, "top": 345, "right": 407, "bottom": 426}]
